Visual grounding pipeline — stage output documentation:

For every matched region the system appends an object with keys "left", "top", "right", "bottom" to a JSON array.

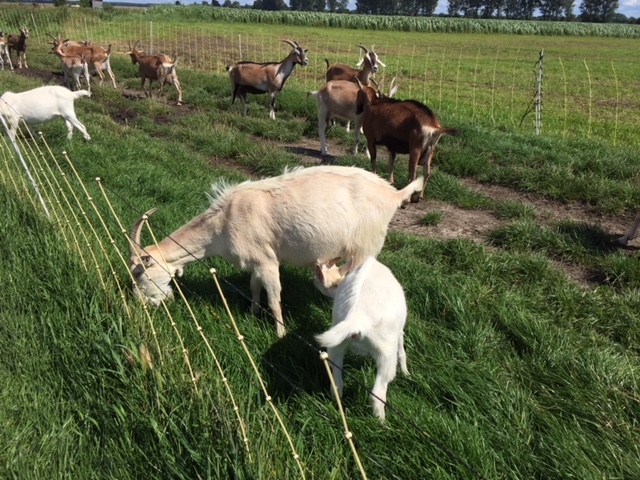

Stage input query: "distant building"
[{"left": 93, "top": 0, "right": 103, "bottom": 7}]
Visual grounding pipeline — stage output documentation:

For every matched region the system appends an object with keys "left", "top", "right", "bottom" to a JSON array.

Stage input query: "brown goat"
[
  {"left": 126, "top": 42, "right": 183, "bottom": 105},
  {"left": 55, "top": 41, "right": 116, "bottom": 88},
  {"left": 227, "top": 39, "right": 308, "bottom": 120},
  {"left": 355, "top": 79, "right": 459, "bottom": 203},
  {"left": 325, "top": 45, "right": 384, "bottom": 86},
  {"left": 7, "top": 26, "right": 29, "bottom": 68}
]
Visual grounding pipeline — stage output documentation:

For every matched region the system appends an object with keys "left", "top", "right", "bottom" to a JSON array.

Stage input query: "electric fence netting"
[
  {"left": 0, "top": 109, "right": 487, "bottom": 478},
  {"left": 0, "top": 9, "right": 638, "bottom": 145}
]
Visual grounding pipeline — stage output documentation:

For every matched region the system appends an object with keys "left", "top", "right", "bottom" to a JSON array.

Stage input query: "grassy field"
[{"left": 1, "top": 8, "right": 640, "bottom": 480}]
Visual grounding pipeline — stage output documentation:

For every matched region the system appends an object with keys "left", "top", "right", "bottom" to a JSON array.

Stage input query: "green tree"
[
  {"left": 579, "top": 0, "right": 619, "bottom": 22},
  {"left": 253, "top": 0, "right": 288, "bottom": 9},
  {"left": 539, "top": 0, "right": 574, "bottom": 20},
  {"left": 54, "top": 0, "right": 67, "bottom": 6},
  {"left": 326, "top": 0, "right": 349, "bottom": 11}
]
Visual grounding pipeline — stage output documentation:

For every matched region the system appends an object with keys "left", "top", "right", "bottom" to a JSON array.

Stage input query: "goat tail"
[
  {"left": 395, "top": 177, "right": 424, "bottom": 202},
  {"left": 307, "top": 90, "right": 318, "bottom": 98},
  {"left": 225, "top": 64, "right": 233, "bottom": 72},
  {"left": 324, "top": 58, "right": 331, "bottom": 70},
  {"left": 74, "top": 90, "right": 91, "bottom": 99},
  {"left": 440, "top": 127, "right": 460, "bottom": 137},
  {"left": 315, "top": 315, "right": 368, "bottom": 349}
]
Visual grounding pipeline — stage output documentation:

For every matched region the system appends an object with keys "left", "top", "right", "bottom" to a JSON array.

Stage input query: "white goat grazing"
[
  {"left": 226, "top": 39, "right": 308, "bottom": 120},
  {"left": 129, "top": 165, "right": 423, "bottom": 337},
  {"left": 0, "top": 31, "right": 14, "bottom": 70},
  {"left": 314, "top": 256, "right": 409, "bottom": 421},
  {"left": 618, "top": 211, "right": 640, "bottom": 245},
  {"left": 0, "top": 86, "right": 91, "bottom": 141},
  {"left": 308, "top": 78, "right": 399, "bottom": 158}
]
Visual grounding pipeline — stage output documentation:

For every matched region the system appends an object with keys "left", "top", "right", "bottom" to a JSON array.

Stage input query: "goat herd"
[{"left": 2, "top": 31, "right": 639, "bottom": 421}]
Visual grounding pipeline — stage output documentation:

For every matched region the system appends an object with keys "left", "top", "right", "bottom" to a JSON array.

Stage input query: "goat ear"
[
  {"left": 338, "top": 256, "right": 355, "bottom": 277},
  {"left": 356, "top": 57, "right": 364, "bottom": 67},
  {"left": 315, "top": 264, "right": 325, "bottom": 282},
  {"left": 377, "top": 59, "right": 387, "bottom": 68}
]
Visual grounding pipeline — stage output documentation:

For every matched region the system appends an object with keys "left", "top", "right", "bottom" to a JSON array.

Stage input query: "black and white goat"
[
  {"left": 226, "top": 39, "right": 308, "bottom": 120},
  {"left": 356, "top": 79, "right": 459, "bottom": 203}
]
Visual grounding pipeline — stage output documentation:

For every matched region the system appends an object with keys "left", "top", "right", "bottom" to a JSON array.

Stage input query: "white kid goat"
[
  {"left": 0, "top": 85, "right": 91, "bottom": 141},
  {"left": 129, "top": 165, "right": 423, "bottom": 338},
  {"left": 314, "top": 256, "right": 409, "bottom": 421}
]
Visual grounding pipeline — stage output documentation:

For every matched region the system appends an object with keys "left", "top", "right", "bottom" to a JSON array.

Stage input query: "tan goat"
[
  {"left": 128, "top": 165, "right": 422, "bottom": 337},
  {"left": 55, "top": 41, "right": 116, "bottom": 88},
  {"left": 325, "top": 45, "right": 385, "bottom": 86},
  {"left": 226, "top": 39, "right": 308, "bottom": 120},
  {"left": 308, "top": 78, "right": 399, "bottom": 158},
  {"left": 126, "top": 42, "right": 183, "bottom": 105},
  {"left": 50, "top": 44, "right": 90, "bottom": 92}
]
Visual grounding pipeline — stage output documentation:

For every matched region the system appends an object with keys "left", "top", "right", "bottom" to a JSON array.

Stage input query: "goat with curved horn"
[{"left": 226, "top": 39, "right": 309, "bottom": 120}]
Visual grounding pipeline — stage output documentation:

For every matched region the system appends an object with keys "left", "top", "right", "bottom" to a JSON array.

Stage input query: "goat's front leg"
[
  {"left": 368, "top": 140, "right": 377, "bottom": 173},
  {"left": 327, "top": 344, "right": 347, "bottom": 398},
  {"left": 388, "top": 151, "right": 397, "bottom": 186},
  {"left": 268, "top": 92, "right": 277, "bottom": 120}
]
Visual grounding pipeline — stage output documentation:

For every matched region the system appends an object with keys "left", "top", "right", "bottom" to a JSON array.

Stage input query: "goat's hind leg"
[
  {"left": 619, "top": 211, "right": 640, "bottom": 245},
  {"left": 251, "top": 264, "right": 285, "bottom": 337},
  {"left": 64, "top": 116, "right": 91, "bottom": 141},
  {"left": 371, "top": 351, "right": 398, "bottom": 421}
]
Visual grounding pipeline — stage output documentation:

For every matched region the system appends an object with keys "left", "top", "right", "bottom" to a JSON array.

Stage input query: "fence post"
[
  {"left": 535, "top": 49, "right": 543, "bottom": 136},
  {"left": 150, "top": 21, "right": 153, "bottom": 54}
]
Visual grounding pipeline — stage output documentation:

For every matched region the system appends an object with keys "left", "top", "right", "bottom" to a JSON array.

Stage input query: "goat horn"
[
  {"left": 281, "top": 39, "right": 297, "bottom": 49},
  {"left": 129, "top": 208, "right": 157, "bottom": 262},
  {"left": 358, "top": 45, "right": 369, "bottom": 53}
]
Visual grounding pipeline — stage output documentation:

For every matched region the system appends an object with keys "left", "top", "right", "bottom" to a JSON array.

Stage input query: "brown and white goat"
[
  {"left": 618, "top": 211, "right": 640, "bottom": 246},
  {"left": 7, "top": 26, "right": 29, "bottom": 69},
  {"left": 128, "top": 165, "right": 423, "bottom": 338},
  {"left": 325, "top": 45, "right": 385, "bottom": 86},
  {"left": 51, "top": 44, "right": 90, "bottom": 92},
  {"left": 55, "top": 41, "right": 116, "bottom": 88},
  {"left": 356, "top": 79, "right": 459, "bottom": 203},
  {"left": 308, "top": 78, "right": 399, "bottom": 158},
  {"left": 0, "top": 31, "right": 13, "bottom": 70},
  {"left": 226, "top": 39, "right": 308, "bottom": 120},
  {"left": 126, "top": 42, "right": 183, "bottom": 105}
]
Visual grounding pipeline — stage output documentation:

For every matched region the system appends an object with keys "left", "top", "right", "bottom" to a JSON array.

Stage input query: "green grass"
[{"left": 1, "top": 10, "right": 640, "bottom": 480}]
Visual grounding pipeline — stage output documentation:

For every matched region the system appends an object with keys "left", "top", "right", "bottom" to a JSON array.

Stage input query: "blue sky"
[{"left": 117, "top": 0, "right": 640, "bottom": 19}]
